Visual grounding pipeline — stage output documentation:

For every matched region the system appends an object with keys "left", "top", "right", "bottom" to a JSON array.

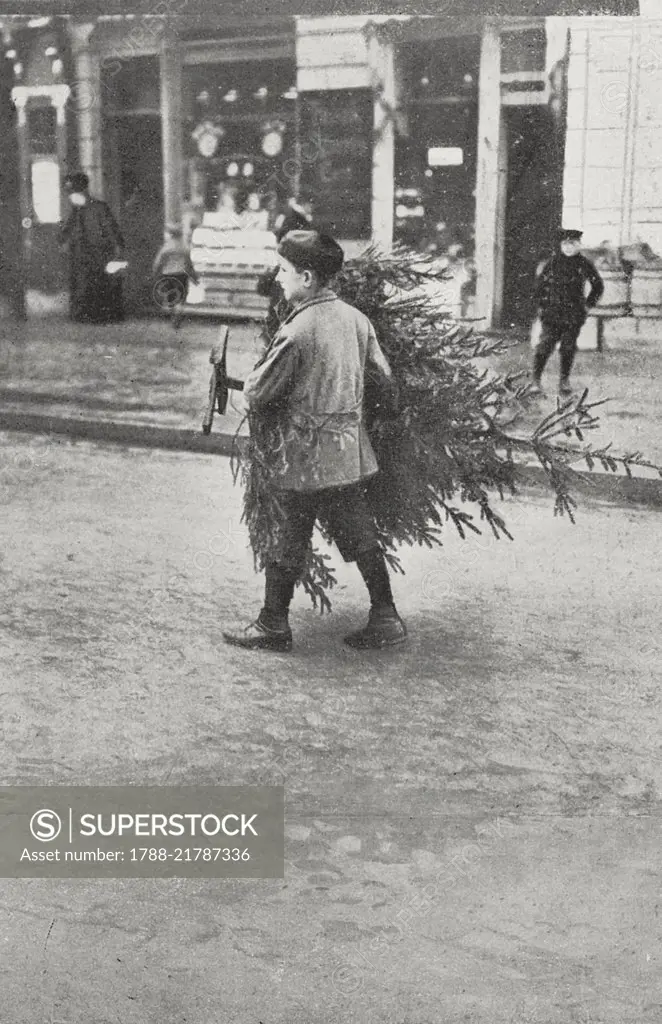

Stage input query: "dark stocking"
[
  {"left": 262, "top": 564, "right": 298, "bottom": 630},
  {"left": 356, "top": 546, "right": 395, "bottom": 614}
]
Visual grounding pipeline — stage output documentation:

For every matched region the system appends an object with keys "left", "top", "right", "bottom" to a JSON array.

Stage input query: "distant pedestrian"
[
  {"left": 60, "top": 172, "right": 125, "bottom": 324},
  {"left": 223, "top": 230, "right": 406, "bottom": 653},
  {"left": 274, "top": 192, "right": 314, "bottom": 243},
  {"left": 531, "top": 228, "right": 604, "bottom": 395},
  {"left": 152, "top": 223, "right": 199, "bottom": 328}
]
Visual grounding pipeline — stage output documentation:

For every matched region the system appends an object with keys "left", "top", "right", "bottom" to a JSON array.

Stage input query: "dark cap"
[
  {"left": 278, "top": 230, "right": 344, "bottom": 279},
  {"left": 64, "top": 171, "right": 90, "bottom": 193},
  {"left": 559, "top": 228, "right": 583, "bottom": 241}
]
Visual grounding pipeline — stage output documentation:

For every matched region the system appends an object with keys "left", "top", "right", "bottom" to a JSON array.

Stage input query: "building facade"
[{"left": 5, "top": 10, "right": 662, "bottom": 326}]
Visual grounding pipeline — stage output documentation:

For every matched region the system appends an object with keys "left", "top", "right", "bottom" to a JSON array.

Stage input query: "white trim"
[
  {"left": 500, "top": 71, "right": 546, "bottom": 83},
  {"left": 11, "top": 84, "right": 70, "bottom": 105},
  {"left": 501, "top": 92, "right": 549, "bottom": 106},
  {"left": 183, "top": 42, "right": 293, "bottom": 65}
]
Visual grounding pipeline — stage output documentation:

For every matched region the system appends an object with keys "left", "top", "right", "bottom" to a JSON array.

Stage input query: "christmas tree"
[{"left": 232, "top": 244, "right": 660, "bottom": 613}]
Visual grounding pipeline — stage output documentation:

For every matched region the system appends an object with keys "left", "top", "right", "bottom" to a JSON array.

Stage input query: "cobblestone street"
[{"left": 1, "top": 432, "right": 660, "bottom": 1023}]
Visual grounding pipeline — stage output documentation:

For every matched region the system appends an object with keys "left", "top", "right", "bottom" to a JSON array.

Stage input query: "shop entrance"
[
  {"left": 0, "top": 60, "right": 24, "bottom": 315},
  {"left": 102, "top": 56, "right": 163, "bottom": 317},
  {"left": 104, "top": 114, "right": 163, "bottom": 317},
  {"left": 500, "top": 105, "right": 564, "bottom": 328}
]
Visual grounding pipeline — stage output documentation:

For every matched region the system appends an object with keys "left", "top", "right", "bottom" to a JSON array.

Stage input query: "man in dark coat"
[
  {"left": 60, "top": 172, "right": 126, "bottom": 324},
  {"left": 532, "top": 228, "right": 604, "bottom": 395}
]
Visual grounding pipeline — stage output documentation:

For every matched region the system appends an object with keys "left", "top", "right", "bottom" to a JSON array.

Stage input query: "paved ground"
[
  {"left": 1, "top": 310, "right": 662, "bottom": 466},
  {"left": 1, "top": 431, "right": 661, "bottom": 1023},
  {"left": 0, "top": 314, "right": 257, "bottom": 438}
]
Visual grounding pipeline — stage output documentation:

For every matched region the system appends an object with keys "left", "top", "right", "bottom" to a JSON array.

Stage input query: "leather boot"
[
  {"left": 222, "top": 565, "right": 296, "bottom": 652},
  {"left": 344, "top": 605, "right": 407, "bottom": 650},
  {"left": 222, "top": 610, "right": 293, "bottom": 652}
]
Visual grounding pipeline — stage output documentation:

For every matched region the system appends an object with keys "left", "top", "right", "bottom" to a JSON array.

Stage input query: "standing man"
[
  {"left": 60, "top": 172, "right": 126, "bottom": 324},
  {"left": 531, "top": 228, "right": 604, "bottom": 395},
  {"left": 223, "top": 230, "right": 406, "bottom": 653}
]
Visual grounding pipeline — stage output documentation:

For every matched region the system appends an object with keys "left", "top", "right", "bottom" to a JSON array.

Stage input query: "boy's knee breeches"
[{"left": 270, "top": 481, "right": 379, "bottom": 573}]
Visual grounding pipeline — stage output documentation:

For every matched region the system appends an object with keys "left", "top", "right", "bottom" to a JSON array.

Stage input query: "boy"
[
  {"left": 152, "top": 224, "right": 199, "bottom": 328},
  {"left": 258, "top": 192, "right": 316, "bottom": 339},
  {"left": 223, "top": 230, "right": 406, "bottom": 653},
  {"left": 531, "top": 228, "right": 604, "bottom": 395}
]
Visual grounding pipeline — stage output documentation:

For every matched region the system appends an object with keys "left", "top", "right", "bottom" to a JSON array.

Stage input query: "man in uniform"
[{"left": 531, "top": 228, "right": 604, "bottom": 395}]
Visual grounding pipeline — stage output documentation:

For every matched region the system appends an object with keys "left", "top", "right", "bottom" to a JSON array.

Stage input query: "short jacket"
[
  {"left": 243, "top": 290, "right": 394, "bottom": 492},
  {"left": 534, "top": 253, "right": 604, "bottom": 325}
]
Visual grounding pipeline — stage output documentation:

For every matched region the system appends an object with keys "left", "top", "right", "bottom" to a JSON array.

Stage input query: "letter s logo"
[{"left": 30, "top": 809, "right": 62, "bottom": 842}]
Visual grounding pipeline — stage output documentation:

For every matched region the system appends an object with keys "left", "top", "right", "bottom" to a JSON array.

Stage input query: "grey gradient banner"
[{"left": 0, "top": 787, "right": 284, "bottom": 879}]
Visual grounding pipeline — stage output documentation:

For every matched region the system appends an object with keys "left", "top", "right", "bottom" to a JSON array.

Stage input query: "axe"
[{"left": 202, "top": 325, "right": 245, "bottom": 434}]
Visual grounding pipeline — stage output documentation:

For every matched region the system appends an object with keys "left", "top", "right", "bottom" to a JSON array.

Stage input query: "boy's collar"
[{"left": 282, "top": 288, "right": 337, "bottom": 324}]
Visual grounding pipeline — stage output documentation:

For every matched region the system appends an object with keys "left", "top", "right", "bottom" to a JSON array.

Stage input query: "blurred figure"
[
  {"left": 243, "top": 191, "right": 269, "bottom": 230},
  {"left": 259, "top": 191, "right": 316, "bottom": 338},
  {"left": 274, "top": 191, "right": 314, "bottom": 242},
  {"left": 60, "top": 172, "right": 125, "bottom": 324},
  {"left": 215, "top": 183, "right": 240, "bottom": 227},
  {"left": 152, "top": 223, "right": 199, "bottom": 329}
]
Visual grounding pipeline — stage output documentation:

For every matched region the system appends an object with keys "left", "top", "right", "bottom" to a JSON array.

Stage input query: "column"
[
  {"left": 8, "top": 89, "right": 28, "bottom": 317},
  {"left": 474, "top": 20, "right": 502, "bottom": 329},
  {"left": 368, "top": 28, "right": 396, "bottom": 251},
  {"left": 10, "top": 89, "right": 32, "bottom": 234},
  {"left": 52, "top": 84, "right": 71, "bottom": 219},
  {"left": 160, "top": 26, "right": 183, "bottom": 231},
  {"left": 620, "top": 19, "right": 640, "bottom": 248},
  {"left": 69, "top": 21, "right": 103, "bottom": 197}
]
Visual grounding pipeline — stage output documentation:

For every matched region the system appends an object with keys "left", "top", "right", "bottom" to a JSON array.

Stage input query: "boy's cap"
[
  {"left": 278, "top": 230, "right": 344, "bottom": 278},
  {"left": 559, "top": 228, "right": 583, "bottom": 241}
]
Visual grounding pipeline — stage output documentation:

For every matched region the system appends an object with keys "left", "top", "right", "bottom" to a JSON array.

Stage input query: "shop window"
[
  {"left": 27, "top": 107, "right": 60, "bottom": 224},
  {"left": 28, "top": 104, "right": 56, "bottom": 154},
  {"left": 395, "top": 37, "right": 480, "bottom": 257},
  {"left": 298, "top": 89, "right": 372, "bottom": 240},
  {"left": 183, "top": 58, "right": 297, "bottom": 225},
  {"left": 31, "top": 156, "right": 60, "bottom": 224},
  {"left": 501, "top": 29, "right": 547, "bottom": 76}
]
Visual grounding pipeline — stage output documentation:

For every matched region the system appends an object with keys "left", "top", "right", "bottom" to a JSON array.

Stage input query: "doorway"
[
  {"left": 104, "top": 114, "right": 163, "bottom": 317},
  {"left": 500, "top": 105, "right": 564, "bottom": 329},
  {"left": 0, "top": 60, "right": 24, "bottom": 315}
]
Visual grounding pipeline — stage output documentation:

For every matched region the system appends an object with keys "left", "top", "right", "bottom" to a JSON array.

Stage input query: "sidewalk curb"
[
  {"left": 2, "top": 409, "right": 662, "bottom": 509},
  {"left": 0, "top": 410, "right": 245, "bottom": 458}
]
